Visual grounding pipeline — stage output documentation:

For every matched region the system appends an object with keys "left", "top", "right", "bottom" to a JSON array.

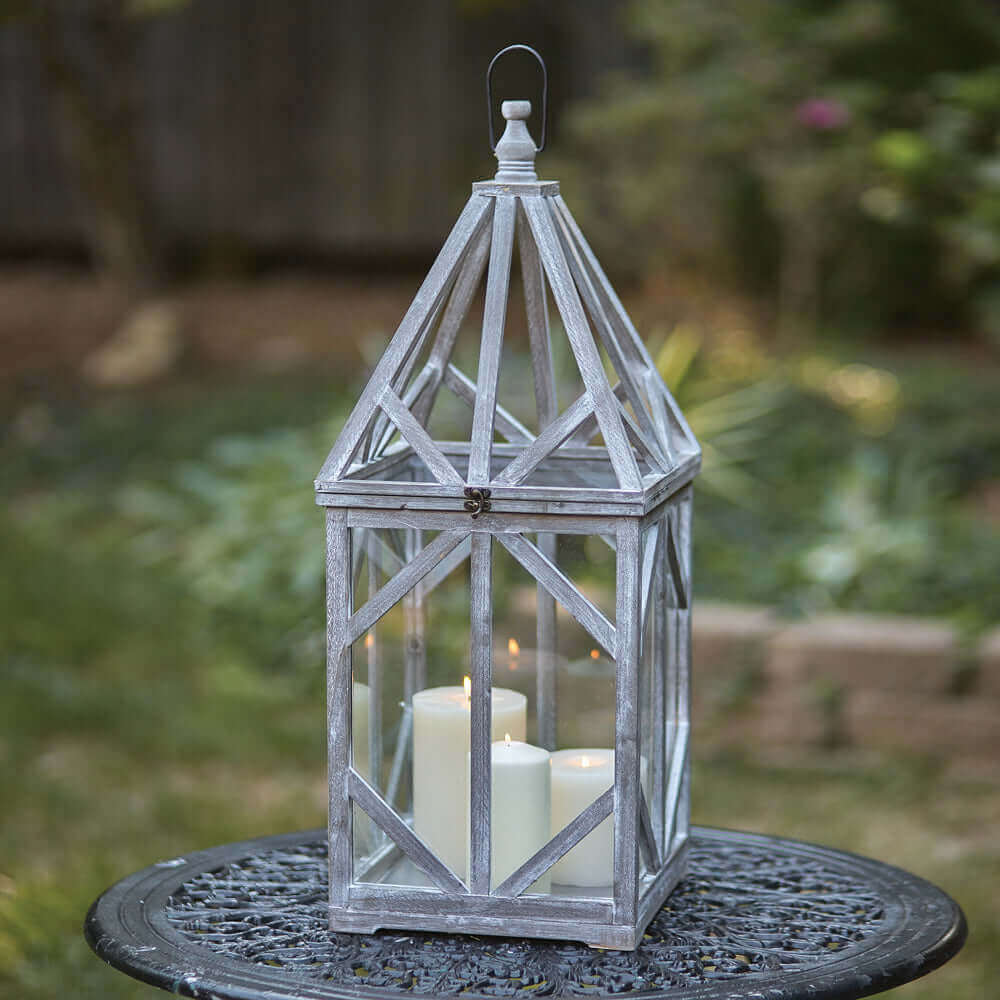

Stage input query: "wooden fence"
[{"left": 0, "top": 0, "right": 628, "bottom": 261}]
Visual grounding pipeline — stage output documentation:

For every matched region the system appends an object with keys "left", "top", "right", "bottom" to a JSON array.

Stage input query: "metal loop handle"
[{"left": 487, "top": 44, "right": 547, "bottom": 153}]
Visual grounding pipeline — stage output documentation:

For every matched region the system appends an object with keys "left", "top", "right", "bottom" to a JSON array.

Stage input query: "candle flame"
[
  {"left": 580, "top": 755, "right": 591, "bottom": 768},
  {"left": 505, "top": 732, "right": 511, "bottom": 747},
  {"left": 590, "top": 649, "right": 600, "bottom": 660},
  {"left": 364, "top": 633, "right": 374, "bottom": 649},
  {"left": 508, "top": 637, "right": 520, "bottom": 656},
  {"left": 463, "top": 675, "right": 472, "bottom": 701}
]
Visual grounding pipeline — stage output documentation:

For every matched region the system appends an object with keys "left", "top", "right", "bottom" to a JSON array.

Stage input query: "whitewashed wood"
[
  {"left": 370, "top": 363, "right": 434, "bottom": 461},
  {"left": 378, "top": 387, "right": 464, "bottom": 487},
  {"left": 643, "top": 369, "right": 676, "bottom": 468},
  {"left": 469, "top": 195, "right": 516, "bottom": 484},
  {"left": 616, "top": 396, "right": 670, "bottom": 474},
  {"left": 320, "top": 195, "right": 492, "bottom": 482},
  {"left": 442, "top": 364, "right": 533, "bottom": 443},
  {"left": 517, "top": 199, "right": 558, "bottom": 431},
  {"left": 326, "top": 510, "right": 353, "bottom": 906},
  {"left": 496, "top": 531, "right": 616, "bottom": 656},
  {"left": 403, "top": 527, "right": 427, "bottom": 702},
  {"left": 492, "top": 390, "right": 594, "bottom": 486},
  {"left": 523, "top": 197, "right": 641, "bottom": 491},
  {"left": 347, "top": 530, "right": 465, "bottom": 645},
  {"left": 468, "top": 533, "right": 493, "bottom": 895},
  {"left": 613, "top": 519, "right": 641, "bottom": 926},
  {"left": 493, "top": 786, "right": 614, "bottom": 898},
  {"left": 411, "top": 220, "right": 493, "bottom": 428},
  {"left": 349, "top": 769, "right": 467, "bottom": 894}
]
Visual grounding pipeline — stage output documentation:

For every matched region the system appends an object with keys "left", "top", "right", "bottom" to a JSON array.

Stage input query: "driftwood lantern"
[{"left": 316, "top": 47, "right": 700, "bottom": 950}]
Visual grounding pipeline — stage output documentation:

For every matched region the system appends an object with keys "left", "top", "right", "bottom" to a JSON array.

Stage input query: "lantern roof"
[{"left": 316, "top": 101, "right": 700, "bottom": 516}]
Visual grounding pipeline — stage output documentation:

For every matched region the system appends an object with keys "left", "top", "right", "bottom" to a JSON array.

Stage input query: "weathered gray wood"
[
  {"left": 369, "top": 363, "right": 434, "bottom": 461},
  {"left": 385, "top": 703, "right": 412, "bottom": 812},
  {"left": 536, "top": 531, "right": 557, "bottom": 751},
  {"left": 347, "top": 530, "right": 465, "bottom": 644},
  {"left": 650, "top": 518, "right": 668, "bottom": 855},
  {"left": 326, "top": 491, "right": 645, "bottom": 517},
  {"left": 616, "top": 397, "right": 669, "bottom": 474},
  {"left": 378, "top": 387, "right": 464, "bottom": 487},
  {"left": 319, "top": 195, "right": 492, "bottom": 482},
  {"left": 637, "top": 786, "right": 661, "bottom": 873},
  {"left": 366, "top": 533, "right": 383, "bottom": 813},
  {"left": 326, "top": 510, "right": 353, "bottom": 906},
  {"left": 496, "top": 531, "right": 616, "bottom": 656},
  {"left": 419, "top": 534, "right": 472, "bottom": 596},
  {"left": 344, "top": 885, "right": 613, "bottom": 923},
  {"left": 643, "top": 369, "right": 676, "bottom": 468},
  {"left": 523, "top": 197, "right": 642, "bottom": 491},
  {"left": 639, "top": 521, "right": 660, "bottom": 631},
  {"left": 636, "top": 837, "right": 690, "bottom": 933},
  {"left": 348, "top": 769, "right": 467, "bottom": 894},
  {"left": 664, "top": 722, "right": 690, "bottom": 851},
  {"left": 553, "top": 194, "right": 699, "bottom": 458},
  {"left": 550, "top": 201, "right": 670, "bottom": 470},
  {"left": 442, "top": 364, "right": 534, "bottom": 444},
  {"left": 492, "top": 390, "right": 594, "bottom": 486},
  {"left": 365, "top": 288, "right": 450, "bottom": 463},
  {"left": 411, "top": 220, "right": 493, "bottom": 428},
  {"left": 665, "top": 512, "right": 689, "bottom": 609},
  {"left": 517, "top": 199, "right": 558, "bottom": 431},
  {"left": 613, "top": 519, "right": 641, "bottom": 926},
  {"left": 567, "top": 381, "right": 627, "bottom": 447},
  {"left": 347, "top": 507, "right": 626, "bottom": 536},
  {"left": 403, "top": 527, "right": 427, "bottom": 702},
  {"left": 493, "top": 786, "right": 613, "bottom": 898},
  {"left": 469, "top": 533, "right": 493, "bottom": 895},
  {"left": 469, "top": 195, "right": 516, "bottom": 484}
]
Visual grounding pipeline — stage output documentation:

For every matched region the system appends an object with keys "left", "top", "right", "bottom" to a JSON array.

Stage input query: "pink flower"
[{"left": 795, "top": 98, "right": 851, "bottom": 131}]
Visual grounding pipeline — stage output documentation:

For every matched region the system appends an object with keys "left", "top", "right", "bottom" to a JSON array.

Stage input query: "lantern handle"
[{"left": 487, "top": 44, "right": 547, "bottom": 153}]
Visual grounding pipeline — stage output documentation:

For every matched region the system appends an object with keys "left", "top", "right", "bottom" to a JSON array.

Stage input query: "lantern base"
[{"left": 328, "top": 838, "right": 689, "bottom": 951}]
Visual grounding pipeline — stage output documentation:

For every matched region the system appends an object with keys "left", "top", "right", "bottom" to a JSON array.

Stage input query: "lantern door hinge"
[{"left": 463, "top": 487, "right": 492, "bottom": 519}]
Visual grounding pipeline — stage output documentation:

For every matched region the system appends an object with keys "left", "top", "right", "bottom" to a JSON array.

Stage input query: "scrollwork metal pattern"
[{"left": 165, "top": 835, "right": 886, "bottom": 996}]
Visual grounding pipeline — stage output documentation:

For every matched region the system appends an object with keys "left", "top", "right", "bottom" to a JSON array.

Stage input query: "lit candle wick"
[
  {"left": 508, "top": 638, "right": 520, "bottom": 656},
  {"left": 590, "top": 648, "right": 600, "bottom": 660},
  {"left": 504, "top": 732, "right": 511, "bottom": 748},
  {"left": 364, "top": 633, "right": 374, "bottom": 649},
  {"left": 579, "top": 755, "right": 591, "bottom": 768},
  {"left": 463, "top": 675, "right": 472, "bottom": 702}
]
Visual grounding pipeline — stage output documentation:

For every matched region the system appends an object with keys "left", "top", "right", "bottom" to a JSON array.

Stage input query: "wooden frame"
[{"left": 318, "top": 106, "right": 699, "bottom": 950}]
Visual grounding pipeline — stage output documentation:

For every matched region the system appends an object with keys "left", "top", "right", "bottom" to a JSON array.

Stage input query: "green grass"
[{"left": 1, "top": 355, "right": 997, "bottom": 998}]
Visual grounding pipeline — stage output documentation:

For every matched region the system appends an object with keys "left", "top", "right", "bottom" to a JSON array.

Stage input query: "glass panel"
[
  {"left": 491, "top": 530, "right": 619, "bottom": 899},
  {"left": 348, "top": 524, "right": 473, "bottom": 888}
]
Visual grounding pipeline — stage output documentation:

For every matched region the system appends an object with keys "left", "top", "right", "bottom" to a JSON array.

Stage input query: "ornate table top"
[{"left": 85, "top": 827, "right": 965, "bottom": 1000}]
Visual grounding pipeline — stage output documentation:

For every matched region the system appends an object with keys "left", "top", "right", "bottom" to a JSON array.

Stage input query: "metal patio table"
[{"left": 85, "top": 826, "right": 965, "bottom": 1000}]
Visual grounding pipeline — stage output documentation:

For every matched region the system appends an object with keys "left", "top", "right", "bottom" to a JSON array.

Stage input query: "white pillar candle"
[
  {"left": 412, "top": 684, "right": 526, "bottom": 879},
  {"left": 549, "top": 748, "right": 615, "bottom": 888},
  {"left": 467, "top": 737, "right": 551, "bottom": 892}
]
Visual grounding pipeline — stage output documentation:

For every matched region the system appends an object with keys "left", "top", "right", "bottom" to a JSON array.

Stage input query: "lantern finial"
[{"left": 494, "top": 100, "right": 537, "bottom": 182}]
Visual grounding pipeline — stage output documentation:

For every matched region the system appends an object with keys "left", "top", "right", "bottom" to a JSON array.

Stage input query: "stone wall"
[{"left": 692, "top": 603, "right": 1000, "bottom": 772}]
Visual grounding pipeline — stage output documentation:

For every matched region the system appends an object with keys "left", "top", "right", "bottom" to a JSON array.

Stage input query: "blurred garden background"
[{"left": 1, "top": 1, "right": 999, "bottom": 997}]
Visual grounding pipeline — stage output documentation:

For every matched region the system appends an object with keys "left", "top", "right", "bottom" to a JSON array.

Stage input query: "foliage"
[{"left": 560, "top": 0, "right": 1000, "bottom": 340}]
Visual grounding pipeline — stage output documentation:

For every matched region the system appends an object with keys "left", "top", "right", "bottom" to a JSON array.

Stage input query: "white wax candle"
[
  {"left": 412, "top": 685, "right": 526, "bottom": 879},
  {"left": 467, "top": 737, "right": 550, "bottom": 892},
  {"left": 549, "top": 748, "right": 615, "bottom": 888}
]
